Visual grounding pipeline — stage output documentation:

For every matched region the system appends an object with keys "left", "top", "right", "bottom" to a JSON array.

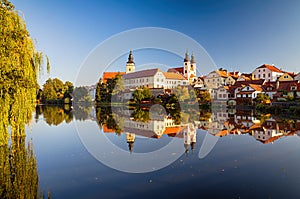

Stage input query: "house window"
[
  {"left": 185, "top": 70, "right": 187, "bottom": 73},
  {"left": 263, "top": 74, "right": 265, "bottom": 78},
  {"left": 258, "top": 74, "right": 261, "bottom": 78},
  {"left": 268, "top": 73, "right": 271, "bottom": 77},
  {"left": 263, "top": 69, "right": 265, "bottom": 72},
  {"left": 219, "top": 94, "right": 222, "bottom": 98},
  {"left": 259, "top": 69, "right": 260, "bottom": 72}
]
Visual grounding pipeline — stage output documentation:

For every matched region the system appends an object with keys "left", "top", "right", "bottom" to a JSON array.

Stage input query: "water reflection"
[
  {"left": 198, "top": 108, "right": 300, "bottom": 144},
  {"left": 0, "top": 136, "right": 39, "bottom": 198},
  {"left": 0, "top": 95, "right": 43, "bottom": 198},
  {"left": 95, "top": 105, "right": 300, "bottom": 154},
  {"left": 38, "top": 104, "right": 300, "bottom": 152},
  {"left": 35, "top": 105, "right": 95, "bottom": 125}
]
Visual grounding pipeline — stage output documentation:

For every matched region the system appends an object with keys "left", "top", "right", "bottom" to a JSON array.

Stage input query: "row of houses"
[{"left": 194, "top": 64, "right": 300, "bottom": 104}]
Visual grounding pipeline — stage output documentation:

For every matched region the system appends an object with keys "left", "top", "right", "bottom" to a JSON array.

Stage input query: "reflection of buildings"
[
  {"left": 183, "top": 123, "right": 197, "bottom": 153},
  {"left": 198, "top": 108, "right": 300, "bottom": 144},
  {"left": 126, "top": 133, "right": 135, "bottom": 154},
  {"left": 102, "top": 114, "right": 197, "bottom": 153}
]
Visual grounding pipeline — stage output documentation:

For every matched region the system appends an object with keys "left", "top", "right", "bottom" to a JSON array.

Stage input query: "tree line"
[{"left": 37, "top": 78, "right": 92, "bottom": 105}]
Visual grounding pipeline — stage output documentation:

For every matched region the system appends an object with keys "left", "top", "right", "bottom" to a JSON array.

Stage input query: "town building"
[
  {"left": 252, "top": 64, "right": 284, "bottom": 81},
  {"left": 203, "top": 69, "right": 228, "bottom": 89},
  {"left": 278, "top": 72, "right": 297, "bottom": 81},
  {"left": 236, "top": 84, "right": 264, "bottom": 104}
]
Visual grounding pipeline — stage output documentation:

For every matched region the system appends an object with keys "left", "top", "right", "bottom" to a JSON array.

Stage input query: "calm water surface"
[{"left": 28, "top": 106, "right": 300, "bottom": 199}]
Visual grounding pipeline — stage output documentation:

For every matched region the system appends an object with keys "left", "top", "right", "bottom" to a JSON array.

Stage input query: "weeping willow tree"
[{"left": 0, "top": 1, "right": 47, "bottom": 198}]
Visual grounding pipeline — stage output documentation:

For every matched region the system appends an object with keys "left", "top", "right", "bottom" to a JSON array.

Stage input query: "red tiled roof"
[
  {"left": 257, "top": 64, "right": 284, "bottom": 73},
  {"left": 167, "top": 67, "right": 184, "bottom": 74},
  {"left": 260, "top": 135, "right": 282, "bottom": 144},
  {"left": 102, "top": 72, "right": 125, "bottom": 83},
  {"left": 277, "top": 80, "right": 300, "bottom": 92},
  {"left": 249, "top": 84, "right": 264, "bottom": 92},
  {"left": 163, "top": 72, "right": 187, "bottom": 80},
  {"left": 234, "top": 79, "right": 265, "bottom": 87},
  {"left": 163, "top": 127, "right": 181, "bottom": 135},
  {"left": 217, "top": 70, "right": 229, "bottom": 78},
  {"left": 286, "top": 72, "right": 297, "bottom": 78},
  {"left": 103, "top": 124, "right": 119, "bottom": 133}
]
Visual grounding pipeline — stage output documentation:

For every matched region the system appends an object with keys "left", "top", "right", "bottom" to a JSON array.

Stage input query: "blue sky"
[{"left": 10, "top": 0, "right": 300, "bottom": 86}]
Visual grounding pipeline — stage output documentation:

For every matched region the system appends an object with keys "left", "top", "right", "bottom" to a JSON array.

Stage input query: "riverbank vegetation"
[{"left": 0, "top": 1, "right": 46, "bottom": 197}]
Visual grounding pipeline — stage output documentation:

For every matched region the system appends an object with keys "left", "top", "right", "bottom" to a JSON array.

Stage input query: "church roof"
[
  {"left": 163, "top": 72, "right": 187, "bottom": 80},
  {"left": 167, "top": 67, "right": 184, "bottom": 74},
  {"left": 123, "top": 68, "right": 161, "bottom": 79}
]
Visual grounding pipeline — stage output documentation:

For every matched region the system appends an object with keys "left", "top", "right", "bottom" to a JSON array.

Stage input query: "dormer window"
[{"left": 291, "top": 86, "right": 297, "bottom": 91}]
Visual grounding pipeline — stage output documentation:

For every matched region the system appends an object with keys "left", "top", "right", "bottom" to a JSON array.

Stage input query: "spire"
[
  {"left": 127, "top": 50, "right": 134, "bottom": 64},
  {"left": 128, "top": 142, "right": 134, "bottom": 154},
  {"left": 184, "top": 50, "right": 190, "bottom": 62},
  {"left": 191, "top": 52, "right": 196, "bottom": 63}
]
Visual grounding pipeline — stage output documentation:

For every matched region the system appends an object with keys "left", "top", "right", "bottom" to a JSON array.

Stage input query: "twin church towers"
[{"left": 125, "top": 50, "right": 197, "bottom": 82}]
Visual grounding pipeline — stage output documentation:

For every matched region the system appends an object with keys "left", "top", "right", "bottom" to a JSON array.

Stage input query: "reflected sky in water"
[{"left": 29, "top": 106, "right": 300, "bottom": 199}]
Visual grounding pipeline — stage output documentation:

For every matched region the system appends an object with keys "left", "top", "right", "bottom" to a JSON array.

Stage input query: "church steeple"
[
  {"left": 184, "top": 50, "right": 190, "bottom": 62},
  {"left": 127, "top": 50, "right": 134, "bottom": 64},
  {"left": 126, "top": 50, "right": 135, "bottom": 73},
  {"left": 191, "top": 52, "right": 196, "bottom": 63}
]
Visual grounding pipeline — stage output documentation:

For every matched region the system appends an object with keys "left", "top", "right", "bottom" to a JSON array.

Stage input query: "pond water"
[{"left": 24, "top": 106, "right": 300, "bottom": 198}]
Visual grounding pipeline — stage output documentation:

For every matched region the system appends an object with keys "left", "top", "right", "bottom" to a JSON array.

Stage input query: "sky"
[{"left": 10, "top": 0, "right": 300, "bottom": 86}]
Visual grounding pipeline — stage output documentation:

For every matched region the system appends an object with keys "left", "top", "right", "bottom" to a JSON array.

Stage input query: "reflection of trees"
[
  {"left": 96, "top": 106, "right": 123, "bottom": 134},
  {"left": 73, "top": 105, "right": 92, "bottom": 121},
  {"left": 0, "top": 137, "right": 39, "bottom": 199},
  {"left": 35, "top": 105, "right": 73, "bottom": 125},
  {"left": 131, "top": 109, "right": 150, "bottom": 122}
]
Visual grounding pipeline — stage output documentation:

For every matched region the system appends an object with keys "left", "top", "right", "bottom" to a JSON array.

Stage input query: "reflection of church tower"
[
  {"left": 126, "top": 133, "right": 135, "bottom": 154},
  {"left": 183, "top": 51, "right": 197, "bottom": 83},
  {"left": 183, "top": 123, "right": 197, "bottom": 153},
  {"left": 126, "top": 50, "right": 135, "bottom": 74}
]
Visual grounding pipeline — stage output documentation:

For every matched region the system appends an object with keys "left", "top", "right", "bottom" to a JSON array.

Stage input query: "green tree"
[
  {"left": 254, "top": 93, "right": 270, "bottom": 103},
  {"left": 73, "top": 86, "right": 92, "bottom": 105},
  {"left": 112, "top": 73, "right": 124, "bottom": 95},
  {"left": 173, "top": 86, "right": 189, "bottom": 102},
  {"left": 0, "top": 1, "right": 47, "bottom": 197},
  {"left": 41, "top": 78, "right": 73, "bottom": 104},
  {"left": 133, "top": 89, "right": 144, "bottom": 103}
]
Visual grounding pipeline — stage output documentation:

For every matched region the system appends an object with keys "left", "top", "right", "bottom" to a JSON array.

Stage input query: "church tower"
[
  {"left": 183, "top": 51, "right": 197, "bottom": 83},
  {"left": 189, "top": 53, "right": 197, "bottom": 82},
  {"left": 183, "top": 51, "right": 190, "bottom": 79},
  {"left": 126, "top": 50, "right": 135, "bottom": 73}
]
